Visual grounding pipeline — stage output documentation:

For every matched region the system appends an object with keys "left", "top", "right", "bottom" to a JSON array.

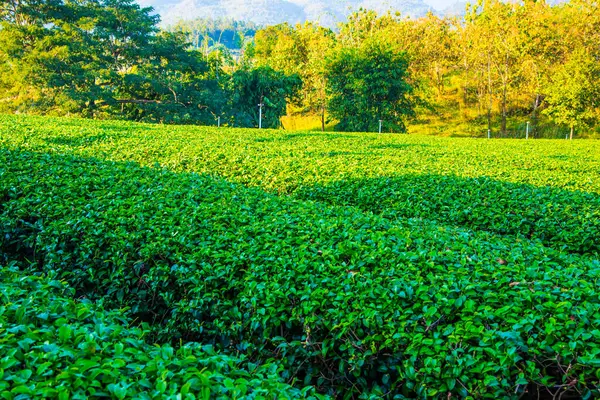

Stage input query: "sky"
[
  {"left": 423, "top": 0, "right": 457, "bottom": 10},
  {"left": 136, "top": 0, "right": 461, "bottom": 12},
  {"left": 134, "top": 0, "right": 470, "bottom": 27}
]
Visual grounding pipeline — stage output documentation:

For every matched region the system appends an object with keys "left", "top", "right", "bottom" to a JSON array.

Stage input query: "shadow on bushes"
[
  {"left": 295, "top": 174, "right": 600, "bottom": 256},
  {"left": 1, "top": 147, "right": 599, "bottom": 399}
]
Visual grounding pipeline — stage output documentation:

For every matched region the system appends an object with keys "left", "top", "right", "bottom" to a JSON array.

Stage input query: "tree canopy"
[
  {"left": 228, "top": 66, "right": 301, "bottom": 128},
  {"left": 1, "top": 0, "right": 600, "bottom": 137},
  {"left": 326, "top": 38, "right": 414, "bottom": 133},
  {"left": 0, "top": 0, "right": 296, "bottom": 126}
]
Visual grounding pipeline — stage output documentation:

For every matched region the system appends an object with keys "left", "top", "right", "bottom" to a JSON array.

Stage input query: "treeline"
[
  {"left": 1, "top": 0, "right": 599, "bottom": 135},
  {"left": 0, "top": 0, "right": 298, "bottom": 128},
  {"left": 250, "top": 0, "right": 600, "bottom": 137}
]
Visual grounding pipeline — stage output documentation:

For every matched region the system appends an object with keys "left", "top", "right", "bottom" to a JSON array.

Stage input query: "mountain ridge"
[
  {"left": 138, "top": 0, "right": 570, "bottom": 27},
  {"left": 138, "top": 0, "right": 439, "bottom": 27}
]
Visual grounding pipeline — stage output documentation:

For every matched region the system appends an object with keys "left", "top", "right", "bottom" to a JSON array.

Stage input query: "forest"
[{"left": 1, "top": 0, "right": 599, "bottom": 137}]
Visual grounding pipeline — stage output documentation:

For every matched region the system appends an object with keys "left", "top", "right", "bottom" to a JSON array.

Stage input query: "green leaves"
[
  {"left": 1, "top": 115, "right": 599, "bottom": 398},
  {"left": 0, "top": 268, "right": 323, "bottom": 399},
  {"left": 326, "top": 37, "right": 414, "bottom": 133},
  {"left": 228, "top": 66, "right": 302, "bottom": 128}
]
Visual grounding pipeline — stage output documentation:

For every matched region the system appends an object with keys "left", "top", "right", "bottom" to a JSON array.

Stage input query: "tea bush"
[
  {"left": 0, "top": 266, "right": 324, "bottom": 399},
  {"left": 2, "top": 146, "right": 600, "bottom": 398},
  {"left": 295, "top": 175, "right": 600, "bottom": 255},
  {"left": 1, "top": 114, "right": 598, "bottom": 255}
]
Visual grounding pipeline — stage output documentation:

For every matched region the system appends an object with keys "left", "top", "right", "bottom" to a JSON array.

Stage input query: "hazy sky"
[
  {"left": 423, "top": 0, "right": 458, "bottom": 10},
  {"left": 136, "top": 0, "right": 462, "bottom": 12}
]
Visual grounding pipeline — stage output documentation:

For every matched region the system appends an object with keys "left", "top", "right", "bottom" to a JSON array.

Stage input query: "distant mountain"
[
  {"left": 138, "top": 0, "right": 435, "bottom": 27},
  {"left": 138, "top": 0, "right": 571, "bottom": 27},
  {"left": 441, "top": 0, "right": 568, "bottom": 18}
]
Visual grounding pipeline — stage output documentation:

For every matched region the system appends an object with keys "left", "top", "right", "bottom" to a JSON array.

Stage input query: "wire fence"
[{"left": 487, "top": 123, "right": 580, "bottom": 139}]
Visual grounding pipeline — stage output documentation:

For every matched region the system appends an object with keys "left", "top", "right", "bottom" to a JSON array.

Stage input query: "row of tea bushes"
[
  {"left": 295, "top": 175, "right": 600, "bottom": 255},
  {"left": 1, "top": 114, "right": 598, "bottom": 255},
  {"left": 0, "top": 266, "right": 324, "bottom": 399},
  {"left": 3, "top": 115, "right": 598, "bottom": 194},
  {"left": 2, "top": 148, "right": 599, "bottom": 398}
]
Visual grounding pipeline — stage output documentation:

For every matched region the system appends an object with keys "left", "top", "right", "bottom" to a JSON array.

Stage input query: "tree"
[
  {"left": 387, "top": 13, "right": 457, "bottom": 103},
  {"left": 290, "top": 23, "right": 335, "bottom": 132},
  {"left": 0, "top": 0, "right": 157, "bottom": 115},
  {"left": 543, "top": 49, "right": 600, "bottom": 139},
  {"left": 115, "top": 32, "right": 223, "bottom": 124},
  {"left": 337, "top": 9, "right": 400, "bottom": 47},
  {"left": 516, "top": 0, "right": 560, "bottom": 137},
  {"left": 251, "top": 22, "right": 335, "bottom": 131},
  {"left": 0, "top": 0, "right": 224, "bottom": 124},
  {"left": 325, "top": 38, "right": 415, "bottom": 133},
  {"left": 462, "top": 0, "right": 523, "bottom": 136},
  {"left": 228, "top": 66, "right": 301, "bottom": 129}
]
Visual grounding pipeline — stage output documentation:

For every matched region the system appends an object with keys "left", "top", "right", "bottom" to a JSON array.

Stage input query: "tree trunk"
[
  {"left": 321, "top": 106, "right": 325, "bottom": 132},
  {"left": 88, "top": 99, "right": 96, "bottom": 118},
  {"left": 462, "top": 59, "right": 469, "bottom": 112},
  {"left": 501, "top": 83, "right": 507, "bottom": 136},
  {"left": 487, "top": 57, "right": 493, "bottom": 136},
  {"left": 570, "top": 124, "right": 574, "bottom": 140},
  {"left": 500, "top": 55, "right": 508, "bottom": 136},
  {"left": 531, "top": 94, "right": 540, "bottom": 138},
  {"left": 435, "top": 62, "right": 443, "bottom": 100}
]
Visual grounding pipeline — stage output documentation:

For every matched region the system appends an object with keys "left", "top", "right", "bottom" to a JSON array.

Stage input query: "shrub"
[
  {"left": 2, "top": 147, "right": 600, "bottom": 398},
  {"left": 0, "top": 266, "right": 324, "bottom": 399}
]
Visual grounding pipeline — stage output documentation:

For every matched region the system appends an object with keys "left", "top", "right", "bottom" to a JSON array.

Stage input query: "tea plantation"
[{"left": 1, "top": 114, "right": 599, "bottom": 399}]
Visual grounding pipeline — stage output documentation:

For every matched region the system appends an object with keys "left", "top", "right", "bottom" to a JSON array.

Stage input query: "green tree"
[
  {"left": 543, "top": 49, "right": 600, "bottom": 139},
  {"left": 386, "top": 13, "right": 457, "bottom": 103},
  {"left": 325, "top": 39, "right": 414, "bottom": 133},
  {"left": 0, "top": 0, "right": 157, "bottom": 115},
  {"left": 228, "top": 66, "right": 301, "bottom": 128},
  {"left": 251, "top": 23, "right": 335, "bottom": 131},
  {"left": 294, "top": 23, "right": 335, "bottom": 131},
  {"left": 115, "top": 32, "right": 223, "bottom": 124},
  {"left": 516, "top": 0, "right": 560, "bottom": 136},
  {"left": 0, "top": 0, "right": 224, "bottom": 124}
]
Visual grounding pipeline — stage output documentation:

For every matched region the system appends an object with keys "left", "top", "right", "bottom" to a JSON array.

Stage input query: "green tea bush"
[
  {"left": 0, "top": 266, "right": 324, "bottom": 399},
  {"left": 296, "top": 175, "right": 600, "bottom": 255},
  {"left": 1, "top": 114, "right": 598, "bottom": 255},
  {"left": 2, "top": 147, "right": 600, "bottom": 398}
]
